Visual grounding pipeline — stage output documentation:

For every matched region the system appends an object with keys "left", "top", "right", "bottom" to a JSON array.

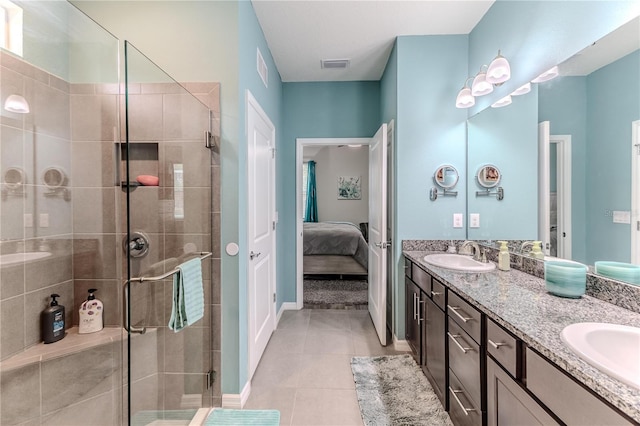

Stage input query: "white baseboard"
[
  {"left": 277, "top": 302, "right": 299, "bottom": 324},
  {"left": 221, "top": 381, "right": 251, "bottom": 409},
  {"left": 393, "top": 335, "right": 411, "bottom": 352}
]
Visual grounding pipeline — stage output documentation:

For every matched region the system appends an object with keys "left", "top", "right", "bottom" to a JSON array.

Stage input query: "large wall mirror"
[{"left": 467, "top": 16, "right": 640, "bottom": 279}]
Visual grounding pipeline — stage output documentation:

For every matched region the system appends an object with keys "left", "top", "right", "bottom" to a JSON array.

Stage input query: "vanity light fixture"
[
  {"left": 491, "top": 95, "right": 512, "bottom": 108},
  {"left": 511, "top": 82, "right": 531, "bottom": 96},
  {"left": 532, "top": 66, "right": 559, "bottom": 83},
  {"left": 455, "top": 77, "right": 475, "bottom": 109},
  {"left": 485, "top": 50, "right": 511, "bottom": 85},
  {"left": 3, "top": 94, "right": 29, "bottom": 113},
  {"left": 471, "top": 65, "right": 494, "bottom": 96}
]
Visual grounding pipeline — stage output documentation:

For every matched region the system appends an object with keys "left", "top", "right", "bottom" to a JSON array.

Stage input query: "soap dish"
[
  {"left": 544, "top": 260, "right": 588, "bottom": 298},
  {"left": 594, "top": 261, "right": 640, "bottom": 286}
]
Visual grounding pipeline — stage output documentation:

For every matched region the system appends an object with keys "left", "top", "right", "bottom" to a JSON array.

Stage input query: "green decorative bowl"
[
  {"left": 544, "top": 260, "right": 588, "bottom": 298},
  {"left": 594, "top": 261, "right": 640, "bottom": 286}
]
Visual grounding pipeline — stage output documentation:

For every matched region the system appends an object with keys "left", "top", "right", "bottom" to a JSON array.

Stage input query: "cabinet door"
[
  {"left": 425, "top": 296, "right": 447, "bottom": 408},
  {"left": 487, "top": 357, "right": 559, "bottom": 426},
  {"left": 405, "top": 279, "right": 421, "bottom": 360}
]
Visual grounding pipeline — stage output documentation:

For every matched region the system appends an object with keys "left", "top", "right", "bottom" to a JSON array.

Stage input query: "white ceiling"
[{"left": 251, "top": 0, "right": 495, "bottom": 82}]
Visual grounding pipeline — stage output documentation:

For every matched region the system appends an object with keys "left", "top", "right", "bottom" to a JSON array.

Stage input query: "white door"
[
  {"left": 368, "top": 123, "right": 387, "bottom": 346},
  {"left": 538, "top": 121, "right": 551, "bottom": 255},
  {"left": 247, "top": 91, "right": 276, "bottom": 379}
]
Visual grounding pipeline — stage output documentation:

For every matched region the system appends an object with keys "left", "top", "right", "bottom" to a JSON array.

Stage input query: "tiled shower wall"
[{"left": 0, "top": 50, "right": 221, "bottom": 423}]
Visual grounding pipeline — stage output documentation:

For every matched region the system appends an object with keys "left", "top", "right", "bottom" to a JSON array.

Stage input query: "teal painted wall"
[
  {"left": 235, "top": 0, "right": 283, "bottom": 392},
  {"left": 468, "top": 1, "right": 640, "bottom": 115},
  {"left": 467, "top": 88, "right": 539, "bottom": 240},
  {"left": 586, "top": 50, "right": 640, "bottom": 264},
  {"left": 394, "top": 35, "right": 469, "bottom": 337},
  {"left": 278, "top": 81, "right": 381, "bottom": 304},
  {"left": 538, "top": 50, "right": 639, "bottom": 265}
]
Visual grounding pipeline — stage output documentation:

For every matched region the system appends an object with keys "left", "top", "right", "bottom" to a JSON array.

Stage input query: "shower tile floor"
[{"left": 244, "top": 309, "right": 409, "bottom": 425}]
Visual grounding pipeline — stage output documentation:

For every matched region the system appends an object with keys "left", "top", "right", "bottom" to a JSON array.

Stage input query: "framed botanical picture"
[{"left": 337, "top": 176, "right": 361, "bottom": 200}]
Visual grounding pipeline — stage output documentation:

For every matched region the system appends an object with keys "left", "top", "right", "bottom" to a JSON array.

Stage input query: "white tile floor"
[{"left": 244, "top": 309, "right": 409, "bottom": 426}]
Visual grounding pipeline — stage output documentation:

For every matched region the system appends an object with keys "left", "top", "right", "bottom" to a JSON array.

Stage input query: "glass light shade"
[
  {"left": 491, "top": 95, "right": 512, "bottom": 108},
  {"left": 511, "top": 82, "right": 531, "bottom": 96},
  {"left": 532, "top": 66, "right": 559, "bottom": 83},
  {"left": 486, "top": 53, "right": 511, "bottom": 84},
  {"left": 471, "top": 72, "right": 493, "bottom": 96},
  {"left": 455, "top": 87, "right": 475, "bottom": 109},
  {"left": 4, "top": 94, "right": 30, "bottom": 113}
]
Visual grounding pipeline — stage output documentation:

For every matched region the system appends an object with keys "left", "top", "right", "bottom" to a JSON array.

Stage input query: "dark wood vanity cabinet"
[
  {"left": 423, "top": 280, "right": 447, "bottom": 408},
  {"left": 405, "top": 278, "right": 422, "bottom": 360},
  {"left": 447, "top": 290, "right": 484, "bottom": 426}
]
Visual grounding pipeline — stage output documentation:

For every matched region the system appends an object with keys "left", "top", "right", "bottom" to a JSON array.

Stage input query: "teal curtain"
[{"left": 304, "top": 160, "right": 318, "bottom": 222}]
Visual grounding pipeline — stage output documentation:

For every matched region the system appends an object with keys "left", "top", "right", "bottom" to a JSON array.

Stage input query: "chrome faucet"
[
  {"left": 520, "top": 241, "right": 535, "bottom": 254},
  {"left": 460, "top": 240, "right": 481, "bottom": 261}
]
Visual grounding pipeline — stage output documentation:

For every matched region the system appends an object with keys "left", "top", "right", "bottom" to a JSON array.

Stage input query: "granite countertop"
[{"left": 404, "top": 250, "right": 640, "bottom": 424}]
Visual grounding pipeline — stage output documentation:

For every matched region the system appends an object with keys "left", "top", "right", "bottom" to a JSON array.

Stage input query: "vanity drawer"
[
  {"left": 411, "top": 264, "right": 431, "bottom": 293},
  {"left": 486, "top": 317, "right": 519, "bottom": 378},
  {"left": 447, "top": 291, "right": 482, "bottom": 343},
  {"left": 449, "top": 369, "right": 482, "bottom": 426},
  {"left": 431, "top": 279, "right": 446, "bottom": 311},
  {"left": 448, "top": 318, "right": 482, "bottom": 408},
  {"left": 405, "top": 258, "right": 412, "bottom": 279},
  {"left": 526, "top": 348, "right": 633, "bottom": 425}
]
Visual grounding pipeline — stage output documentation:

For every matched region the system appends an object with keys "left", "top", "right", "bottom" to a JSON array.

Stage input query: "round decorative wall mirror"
[
  {"left": 476, "top": 164, "right": 501, "bottom": 188},
  {"left": 434, "top": 165, "right": 459, "bottom": 188}
]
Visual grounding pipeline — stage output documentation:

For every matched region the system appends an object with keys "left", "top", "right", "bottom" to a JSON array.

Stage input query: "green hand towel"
[{"left": 168, "top": 257, "right": 204, "bottom": 332}]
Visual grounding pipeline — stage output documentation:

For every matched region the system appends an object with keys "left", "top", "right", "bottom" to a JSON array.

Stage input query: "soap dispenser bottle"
[
  {"left": 41, "top": 294, "right": 65, "bottom": 343},
  {"left": 531, "top": 241, "right": 545, "bottom": 260},
  {"left": 498, "top": 241, "right": 510, "bottom": 271},
  {"left": 79, "top": 288, "right": 103, "bottom": 334}
]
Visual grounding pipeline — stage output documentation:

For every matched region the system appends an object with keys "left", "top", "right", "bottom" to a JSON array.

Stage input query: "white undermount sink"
[
  {"left": 561, "top": 322, "right": 640, "bottom": 390},
  {"left": 0, "top": 251, "right": 52, "bottom": 267},
  {"left": 423, "top": 253, "right": 495, "bottom": 272}
]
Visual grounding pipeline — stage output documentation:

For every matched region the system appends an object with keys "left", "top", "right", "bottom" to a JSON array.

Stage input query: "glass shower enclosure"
[{"left": 0, "top": 2, "right": 217, "bottom": 424}]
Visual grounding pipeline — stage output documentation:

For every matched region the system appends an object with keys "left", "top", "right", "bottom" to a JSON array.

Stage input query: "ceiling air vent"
[{"left": 321, "top": 59, "right": 350, "bottom": 69}]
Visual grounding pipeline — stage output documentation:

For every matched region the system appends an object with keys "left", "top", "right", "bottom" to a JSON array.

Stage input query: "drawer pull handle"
[
  {"left": 431, "top": 291, "right": 443, "bottom": 297},
  {"left": 448, "top": 332, "right": 473, "bottom": 354},
  {"left": 449, "top": 387, "right": 476, "bottom": 415},
  {"left": 488, "top": 339, "right": 507, "bottom": 349},
  {"left": 448, "top": 305, "right": 473, "bottom": 323}
]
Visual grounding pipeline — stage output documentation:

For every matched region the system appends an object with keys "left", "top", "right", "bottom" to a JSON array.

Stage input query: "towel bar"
[{"left": 123, "top": 251, "right": 211, "bottom": 334}]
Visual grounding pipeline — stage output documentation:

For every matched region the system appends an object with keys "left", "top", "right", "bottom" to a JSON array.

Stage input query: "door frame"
[
  {"left": 246, "top": 90, "right": 277, "bottom": 379},
  {"left": 295, "top": 137, "right": 370, "bottom": 309},
  {"left": 549, "top": 134, "right": 572, "bottom": 259}
]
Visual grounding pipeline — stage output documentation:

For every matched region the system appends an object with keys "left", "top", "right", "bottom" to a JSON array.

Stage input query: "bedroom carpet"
[
  {"left": 303, "top": 278, "right": 368, "bottom": 309},
  {"left": 351, "top": 354, "right": 453, "bottom": 426}
]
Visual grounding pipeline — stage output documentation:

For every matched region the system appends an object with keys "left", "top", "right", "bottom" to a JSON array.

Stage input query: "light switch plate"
[
  {"left": 453, "top": 213, "right": 463, "bottom": 228},
  {"left": 24, "top": 213, "right": 33, "bottom": 228},
  {"left": 470, "top": 213, "right": 480, "bottom": 228},
  {"left": 612, "top": 210, "right": 631, "bottom": 224}
]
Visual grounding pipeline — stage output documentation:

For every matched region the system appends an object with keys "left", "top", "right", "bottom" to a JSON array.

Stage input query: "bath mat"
[
  {"left": 130, "top": 409, "right": 197, "bottom": 426},
  {"left": 204, "top": 408, "right": 280, "bottom": 425},
  {"left": 351, "top": 354, "right": 453, "bottom": 426},
  {"left": 304, "top": 278, "right": 368, "bottom": 309}
]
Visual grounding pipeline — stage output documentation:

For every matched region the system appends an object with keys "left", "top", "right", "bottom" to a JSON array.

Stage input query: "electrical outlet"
[
  {"left": 39, "top": 213, "right": 49, "bottom": 228},
  {"left": 453, "top": 213, "right": 463, "bottom": 228},
  {"left": 612, "top": 210, "right": 631, "bottom": 224},
  {"left": 470, "top": 213, "right": 480, "bottom": 228}
]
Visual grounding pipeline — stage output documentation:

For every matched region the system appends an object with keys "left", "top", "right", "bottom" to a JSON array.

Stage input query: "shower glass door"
[{"left": 123, "top": 41, "right": 213, "bottom": 425}]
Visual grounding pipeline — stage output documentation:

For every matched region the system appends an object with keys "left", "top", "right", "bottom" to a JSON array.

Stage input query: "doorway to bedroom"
[{"left": 297, "top": 138, "right": 371, "bottom": 310}]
